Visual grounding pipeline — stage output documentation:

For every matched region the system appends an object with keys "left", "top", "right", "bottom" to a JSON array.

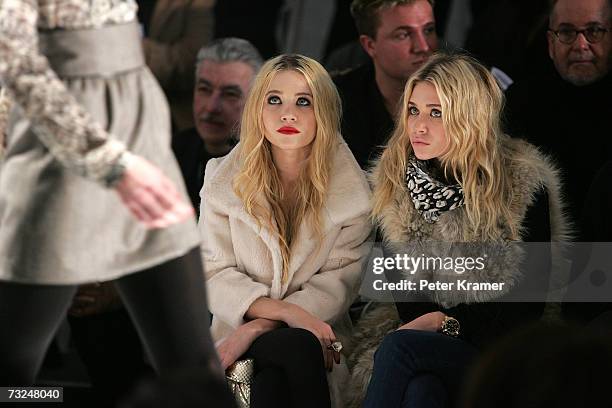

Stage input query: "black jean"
[
  {"left": 243, "top": 327, "right": 332, "bottom": 408},
  {"left": 0, "top": 248, "right": 218, "bottom": 387}
]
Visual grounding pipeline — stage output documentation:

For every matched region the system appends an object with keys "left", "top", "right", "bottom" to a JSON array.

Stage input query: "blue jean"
[{"left": 363, "top": 329, "right": 478, "bottom": 408}]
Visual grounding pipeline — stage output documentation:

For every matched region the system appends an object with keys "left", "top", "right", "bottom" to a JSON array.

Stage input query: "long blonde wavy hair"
[
  {"left": 372, "top": 53, "right": 517, "bottom": 240},
  {"left": 233, "top": 54, "right": 341, "bottom": 282}
]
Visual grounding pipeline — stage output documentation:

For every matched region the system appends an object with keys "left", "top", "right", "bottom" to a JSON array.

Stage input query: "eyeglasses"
[{"left": 548, "top": 26, "right": 609, "bottom": 44}]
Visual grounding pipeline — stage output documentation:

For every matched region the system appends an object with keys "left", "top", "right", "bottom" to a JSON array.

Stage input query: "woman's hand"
[
  {"left": 216, "top": 319, "right": 280, "bottom": 371},
  {"left": 283, "top": 304, "right": 341, "bottom": 372},
  {"left": 114, "top": 154, "right": 194, "bottom": 229},
  {"left": 397, "top": 311, "right": 446, "bottom": 332}
]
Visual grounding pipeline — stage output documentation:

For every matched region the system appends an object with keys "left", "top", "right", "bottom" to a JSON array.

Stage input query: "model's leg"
[
  {"left": 245, "top": 327, "right": 331, "bottom": 408},
  {"left": 114, "top": 247, "right": 219, "bottom": 375},
  {"left": 0, "top": 282, "right": 77, "bottom": 385},
  {"left": 363, "top": 329, "right": 478, "bottom": 408}
]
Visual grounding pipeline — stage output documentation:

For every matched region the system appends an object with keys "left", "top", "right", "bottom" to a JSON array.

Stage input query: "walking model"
[{"left": 0, "top": 0, "right": 220, "bottom": 387}]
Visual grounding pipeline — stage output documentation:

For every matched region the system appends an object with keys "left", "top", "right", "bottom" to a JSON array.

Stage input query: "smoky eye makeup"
[
  {"left": 430, "top": 108, "right": 442, "bottom": 118},
  {"left": 296, "top": 96, "right": 311, "bottom": 106},
  {"left": 267, "top": 95, "right": 281, "bottom": 104}
]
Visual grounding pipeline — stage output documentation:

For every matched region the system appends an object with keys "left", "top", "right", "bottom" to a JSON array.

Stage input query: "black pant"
[
  {"left": 0, "top": 248, "right": 218, "bottom": 387},
  {"left": 243, "top": 328, "right": 331, "bottom": 408}
]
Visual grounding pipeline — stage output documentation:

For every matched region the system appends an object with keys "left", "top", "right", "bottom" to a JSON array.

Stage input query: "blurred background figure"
[
  {"left": 461, "top": 324, "right": 612, "bottom": 408},
  {"left": 139, "top": 0, "right": 216, "bottom": 134}
]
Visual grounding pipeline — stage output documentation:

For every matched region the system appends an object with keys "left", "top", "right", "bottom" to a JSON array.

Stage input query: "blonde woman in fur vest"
[
  {"left": 199, "top": 54, "right": 372, "bottom": 408},
  {"left": 358, "top": 53, "right": 569, "bottom": 408}
]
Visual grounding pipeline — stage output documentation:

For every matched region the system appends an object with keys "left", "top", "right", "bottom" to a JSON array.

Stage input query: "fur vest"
[
  {"left": 344, "top": 137, "right": 570, "bottom": 407},
  {"left": 373, "top": 136, "right": 569, "bottom": 307}
]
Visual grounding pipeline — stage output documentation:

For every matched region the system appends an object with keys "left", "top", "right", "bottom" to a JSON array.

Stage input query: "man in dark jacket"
[
  {"left": 505, "top": 0, "right": 612, "bottom": 327},
  {"left": 333, "top": 0, "right": 439, "bottom": 169},
  {"left": 504, "top": 0, "right": 612, "bottom": 229},
  {"left": 172, "top": 38, "right": 262, "bottom": 211}
]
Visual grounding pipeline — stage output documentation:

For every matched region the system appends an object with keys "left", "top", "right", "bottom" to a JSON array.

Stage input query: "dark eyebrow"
[{"left": 196, "top": 78, "right": 212, "bottom": 87}]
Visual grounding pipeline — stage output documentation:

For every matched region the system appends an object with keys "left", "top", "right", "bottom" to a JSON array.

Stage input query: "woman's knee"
[
  {"left": 285, "top": 328, "right": 322, "bottom": 351},
  {"left": 373, "top": 329, "right": 435, "bottom": 367},
  {"left": 404, "top": 373, "right": 448, "bottom": 408},
  {"left": 253, "top": 328, "right": 324, "bottom": 368},
  {"left": 280, "top": 328, "right": 324, "bottom": 365}
]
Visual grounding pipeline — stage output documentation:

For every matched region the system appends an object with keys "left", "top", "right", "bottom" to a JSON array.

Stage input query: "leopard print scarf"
[{"left": 406, "top": 159, "right": 464, "bottom": 223}]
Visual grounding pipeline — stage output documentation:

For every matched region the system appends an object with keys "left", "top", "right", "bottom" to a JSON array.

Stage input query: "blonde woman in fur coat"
[
  {"left": 199, "top": 54, "right": 372, "bottom": 408},
  {"left": 358, "top": 53, "right": 569, "bottom": 408}
]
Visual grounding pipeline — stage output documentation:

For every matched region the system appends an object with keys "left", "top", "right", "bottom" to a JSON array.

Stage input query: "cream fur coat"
[{"left": 198, "top": 141, "right": 373, "bottom": 407}]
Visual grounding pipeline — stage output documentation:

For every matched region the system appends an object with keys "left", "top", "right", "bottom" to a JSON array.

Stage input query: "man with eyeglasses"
[
  {"left": 504, "top": 0, "right": 612, "bottom": 232},
  {"left": 547, "top": 0, "right": 611, "bottom": 85}
]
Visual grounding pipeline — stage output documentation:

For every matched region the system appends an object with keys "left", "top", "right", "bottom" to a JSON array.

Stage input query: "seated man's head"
[
  {"left": 193, "top": 38, "right": 263, "bottom": 152},
  {"left": 547, "top": 0, "right": 611, "bottom": 86},
  {"left": 351, "top": 0, "right": 438, "bottom": 84}
]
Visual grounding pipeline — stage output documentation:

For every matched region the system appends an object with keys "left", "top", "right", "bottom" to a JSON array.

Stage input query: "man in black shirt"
[
  {"left": 504, "top": 0, "right": 612, "bottom": 230},
  {"left": 172, "top": 38, "right": 263, "bottom": 211},
  {"left": 333, "top": 0, "right": 439, "bottom": 169},
  {"left": 503, "top": 0, "right": 612, "bottom": 326}
]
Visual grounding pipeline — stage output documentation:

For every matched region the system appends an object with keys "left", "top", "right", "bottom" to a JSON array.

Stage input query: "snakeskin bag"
[{"left": 226, "top": 359, "right": 255, "bottom": 408}]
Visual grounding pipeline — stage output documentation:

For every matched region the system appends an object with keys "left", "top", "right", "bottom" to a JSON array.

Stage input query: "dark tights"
[
  {"left": 244, "top": 328, "right": 332, "bottom": 408},
  {"left": 0, "top": 248, "right": 218, "bottom": 386}
]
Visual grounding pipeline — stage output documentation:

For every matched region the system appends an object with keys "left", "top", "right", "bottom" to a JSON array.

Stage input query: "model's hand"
[
  {"left": 217, "top": 319, "right": 279, "bottom": 371},
  {"left": 397, "top": 311, "right": 446, "bottom": 332},
  {"left": 284, "top": 304, "right": 341, "bottom": 372},
  {"left": 114, "top": 154, "right": 194, "bottom": 229},
  {"left": 68, "top": 282, "right": 123, "bottom": 317}
]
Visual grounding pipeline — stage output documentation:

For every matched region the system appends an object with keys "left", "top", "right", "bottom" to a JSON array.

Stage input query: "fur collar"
[
  {"left": 369, "top": 136, "right": 571, "bottom": 306},
  {"left": 203, "top": 140, "right": 371, "bottom": 298},
  {"left": 205, "top": 140, "right": 371, "bottom": 231}
]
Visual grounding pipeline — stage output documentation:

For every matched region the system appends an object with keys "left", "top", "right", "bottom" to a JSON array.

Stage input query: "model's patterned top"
[
  {"left": 0, "top": 0, "right": 139, "bottom": 184},
  {"left": 0, "top": 87, "right": 9, "bottom": 158}
]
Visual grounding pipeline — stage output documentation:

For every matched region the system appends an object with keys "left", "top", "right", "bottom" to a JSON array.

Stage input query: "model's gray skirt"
[{"left": 0, "top": 22, "right": 200, "bottom": 284}]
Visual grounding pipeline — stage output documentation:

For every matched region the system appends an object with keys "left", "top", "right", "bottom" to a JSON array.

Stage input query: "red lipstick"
[{"left": 277, "top": 126, "right": 300, "bottom": 135}]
